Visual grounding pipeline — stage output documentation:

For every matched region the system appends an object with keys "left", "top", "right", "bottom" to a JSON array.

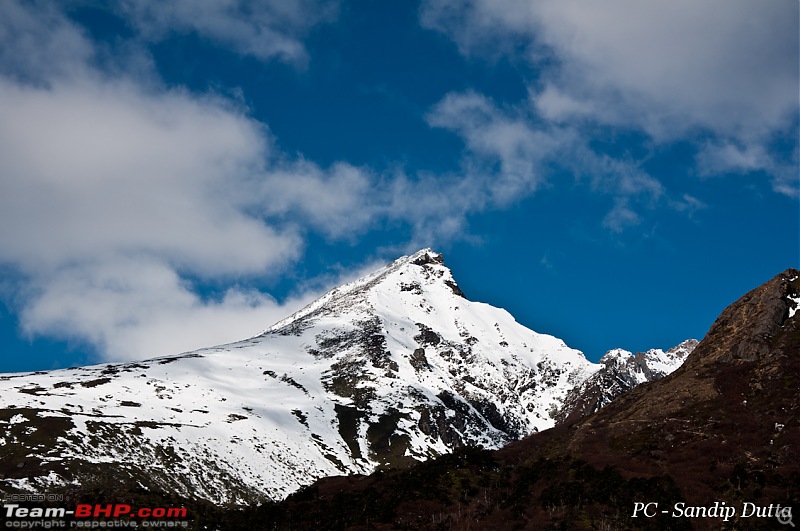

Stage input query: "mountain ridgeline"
[
  {"left": 0, "top": 249, "right": 694, "bottom": 507},
  {"left": 231, "top": 267, "right": 800, "bottom": 530}
]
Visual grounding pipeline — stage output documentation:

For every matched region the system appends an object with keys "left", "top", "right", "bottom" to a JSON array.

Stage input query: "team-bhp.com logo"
[
  {"left": 74, "top": 505, "right": 186, "bottom": 519},
  {"left": 4, "top": 503, "right": 189, "bottom": 528}
]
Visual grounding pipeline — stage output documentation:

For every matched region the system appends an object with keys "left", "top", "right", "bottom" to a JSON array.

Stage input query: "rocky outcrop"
[
  {"left": 685, "top": 267, "right": 799, "bottom": 365},
  {"left": 553, "top": 339, "right": 697, "bottom": 424}
]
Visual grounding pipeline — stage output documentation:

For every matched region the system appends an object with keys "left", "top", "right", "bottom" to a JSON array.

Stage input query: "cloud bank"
[{"left": 0, "top": 1, "right": 360, "bottom": 361}]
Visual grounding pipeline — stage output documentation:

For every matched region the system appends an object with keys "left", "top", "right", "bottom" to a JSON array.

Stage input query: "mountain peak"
[
  {"left": 553, "top": 339, "right": 697, "bottom": 423},
  {"left": 0, "top": 248, "right": 699, "bottom": 507},
  {"left": 408, "top": 248, "right": 444, "bottom": 266},
  {"left": 261, "top": 267, "right": 800, "bottom": 531},
  {"left": 265, "top": 248, "right": 460, "bottom": 334}
]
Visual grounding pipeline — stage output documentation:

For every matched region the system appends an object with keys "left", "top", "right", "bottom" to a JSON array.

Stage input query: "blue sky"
[{"left": 0, "top": 0, "right": 797, "bottom": 372}]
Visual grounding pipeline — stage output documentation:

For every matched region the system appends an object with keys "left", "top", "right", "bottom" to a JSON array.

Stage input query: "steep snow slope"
[{"left": 0, "top": 249, "right": 691, "bottom": 504}]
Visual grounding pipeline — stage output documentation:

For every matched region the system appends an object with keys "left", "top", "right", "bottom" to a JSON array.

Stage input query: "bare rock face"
[
  {"left": 685, "top": 267, "right": 799, "bottom": 366},
  {"left": 562, "top": 268, "right": 800, "bottom": 505},
  {"left": 550, "top": 278, "right": 795, "bottom": 428},
  {"left": 553, "top": 339, "right": 698, "bottom": 424},
  {"left": 411, "top": 251, "right": 445, "bottom": 266}
]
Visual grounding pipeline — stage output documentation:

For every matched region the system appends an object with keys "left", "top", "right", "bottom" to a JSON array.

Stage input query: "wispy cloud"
[
  {"left": 117, "top": 0, "right": 338, "bottom": 65},
  {"left": 421, "top": 0, "right": 799, "bottom": 195},
  {"left": 696, "top": 141, "right": 799, "bottom": 198},
  {"left": 669, "top": 194, "right": 708, "bottom": 217},
  {"left": 426, "top": 91, "right": 556, "bottom": 205},
  {"left": 425, "top": 90, "right": 669, "bottom": 232},
  {"left": 603, "top": 200, "right": 640, "bottom": 233},
  {"left": 260, "top": 161, "right": 379, "bottom": 239}
]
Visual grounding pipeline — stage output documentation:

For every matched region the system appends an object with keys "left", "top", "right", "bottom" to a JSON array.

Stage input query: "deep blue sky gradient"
[{"left": 0, "top": 1, "right": 797, "bottom": 371}]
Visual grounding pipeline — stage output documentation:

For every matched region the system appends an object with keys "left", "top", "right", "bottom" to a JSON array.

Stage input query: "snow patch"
[{"left": 788, "top": 295, "right": 799, "bottom": 318}]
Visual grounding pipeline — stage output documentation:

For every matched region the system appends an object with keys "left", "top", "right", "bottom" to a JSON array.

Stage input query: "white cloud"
[
  {"left": 0, "top": 77, "right": 307, "bottom": 361},
  {"left": 19, "top": 255, "right": 384, "bottom": 362},
  {"left": 261, "top": 161, "right": 380, "bottom": 239},
  {"left": 698, "top": 143, "right": 772, "bottom": 175},
  {"left": 423, "top": 0, "right": 797, "bottom": 138},
  {"left": 533, "top": 84, "right": 595, "bottom": 123},
  {"left": 384, "top": 169, "right": 487, "bottom": 243},
  {"left": 0, "top": 77, "right": 302, "bottom": 277},
  {"left": 19, "top": 258, "right": 284, "bottom": 361},
  {"left": 118, "top": 0, "right": 338, "bottom": 64},
  {"left": 535, "top": 0, "right": 795, "bottom": 139},
  {"left": 0, "top": 0, "right": 94, "bottom": 83},
  {"left": 0, "top": 1, "right": 363, "bottom": 362},
  {"left": 426, "top": 91, "right": 564, "bottom": 205},
  {"left": 696, "top": 141, "right": 799, "bottom": 198}
]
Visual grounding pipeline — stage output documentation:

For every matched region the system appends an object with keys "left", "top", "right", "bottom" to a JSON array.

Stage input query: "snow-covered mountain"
[
  {"left": 0, "top": 249, "right": 692, "bottom": 504},
  {"left": 553, "top": 339, "right": 697, "bottom": 423}
]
